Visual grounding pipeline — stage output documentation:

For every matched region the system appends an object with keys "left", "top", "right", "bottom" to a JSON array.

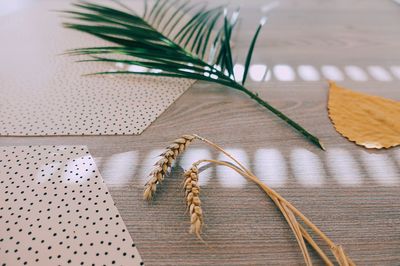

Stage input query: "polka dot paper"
[
  {"left": 0, "top": 145, "right": 143, "bottom": 266},
  {"left": 0, "top": 1, "right": 194, "bottom": 136}
]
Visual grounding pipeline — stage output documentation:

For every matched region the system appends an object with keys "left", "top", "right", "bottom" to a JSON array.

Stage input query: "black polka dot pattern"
[
  {"left": 0, "top": 3, "right": 194, "bottom": 136},
  {"left": 0, "top": 145, "right": 143, "bottom": 265}
]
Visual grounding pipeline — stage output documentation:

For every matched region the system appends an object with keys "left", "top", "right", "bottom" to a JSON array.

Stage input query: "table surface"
[{"left": 1, "top": 0, "right": 400, "bottom": 265}]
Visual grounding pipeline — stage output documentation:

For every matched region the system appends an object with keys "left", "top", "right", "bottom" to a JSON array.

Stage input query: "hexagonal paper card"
[{"left": 0, "top": 1, "right": 193, "bottom": 136}]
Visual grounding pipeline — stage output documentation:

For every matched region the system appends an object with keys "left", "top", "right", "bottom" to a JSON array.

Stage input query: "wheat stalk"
[
  {"left": 144, "top": 134, "right": 355, "bottom": 265},
  {"left": 143, "top": 134, "right": 195, "bottom": 200},
  {"left": 183, "top": 165, "right": 203, "bottom": 239},
  {"left": 191, "top": 158, "right": 354, "bottom": 265}
]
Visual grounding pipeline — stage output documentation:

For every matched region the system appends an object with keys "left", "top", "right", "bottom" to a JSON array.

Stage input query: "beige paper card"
[
  {"left": 0, "top": 145, "right": 143, "bottom": 265},
  {"left": 0, "top": 1, "right": 193, "bottom": 136}
]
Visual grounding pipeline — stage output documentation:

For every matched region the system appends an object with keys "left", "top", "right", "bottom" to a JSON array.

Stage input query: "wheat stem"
[
  {"left": 272, "top": 196, "right": 313, "bottom": 265},
  {"left": 194, "top": 159, "right": 315, "bottom": 265},
  {"left": 193, "top": 134, "right": 249, "bottom": 174},
  {"left": 281, "top": 201, "right": 313, "bottom": 265},
  {"left": 299, "top": 225, "right": 334, "bottom": 266},
  {"left": 193, "top": 135, "right": 349, "bottom": 260},
  {"left": 194, "top": 157, "right": 352, "bottom": 265}
]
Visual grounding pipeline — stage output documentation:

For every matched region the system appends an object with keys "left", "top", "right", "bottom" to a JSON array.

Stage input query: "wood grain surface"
[{"left": 1, "top": 0, "right": 400, "bottom": 265}]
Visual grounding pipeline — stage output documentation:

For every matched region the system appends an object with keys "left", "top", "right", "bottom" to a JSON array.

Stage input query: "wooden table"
[{"left": 1, "top": 0, "right": 400, "bottom": 265}]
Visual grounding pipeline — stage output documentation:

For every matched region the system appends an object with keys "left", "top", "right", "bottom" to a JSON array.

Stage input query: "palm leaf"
[
  {"left": 61, "top": 0, "right": 324, "bottom": 149},
  {"left": 242, "top": 17, "right": 267, "bottom": 85}
]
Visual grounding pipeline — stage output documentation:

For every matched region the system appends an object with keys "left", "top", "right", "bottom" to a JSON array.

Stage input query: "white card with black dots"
[
  {"left": 0, "top": 145, "right": 143, "bottom": 266},
  {"left": 0, "top": 1, "right": 194, "bottom": 137}
]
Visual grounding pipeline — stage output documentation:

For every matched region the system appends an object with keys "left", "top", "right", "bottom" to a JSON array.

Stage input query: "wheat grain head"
[
  {"left": 183, "top": 165, "right": 203, "bottom": 239},
  {"left": 143, "top": 134, "right": 195, "bottom": 200}
]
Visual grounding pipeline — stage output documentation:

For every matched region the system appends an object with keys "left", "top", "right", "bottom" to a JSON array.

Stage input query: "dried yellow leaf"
[{"left": 328, "top": 81, "right": 400, "bottom": 149}]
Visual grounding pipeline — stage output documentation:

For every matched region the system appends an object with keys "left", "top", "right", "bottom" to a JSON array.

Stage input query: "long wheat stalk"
[{"left": 144, "top": 134, "right": 354, "bottom": 265}]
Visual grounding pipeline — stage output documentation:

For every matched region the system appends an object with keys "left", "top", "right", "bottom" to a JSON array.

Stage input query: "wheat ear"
[
  {"left": 143, "top": 134, "right": 195, "bottom": 200},
  {"left": 183, "top": 166, "right": 203, "bottom": 239}
]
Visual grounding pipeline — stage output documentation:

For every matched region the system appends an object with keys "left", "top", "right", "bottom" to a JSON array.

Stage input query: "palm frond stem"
[{"left": 62, "top": 0, "right": 324, "bottom": 149}]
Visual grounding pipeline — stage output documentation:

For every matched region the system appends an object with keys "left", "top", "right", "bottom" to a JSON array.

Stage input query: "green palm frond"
[{"left": 61, "top": 0, "right": 324, "bottom": 149}]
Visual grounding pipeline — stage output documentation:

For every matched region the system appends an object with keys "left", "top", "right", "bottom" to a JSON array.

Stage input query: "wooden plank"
[{"left": 1, "top": 0, "right": 399, "bottom": 264}]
